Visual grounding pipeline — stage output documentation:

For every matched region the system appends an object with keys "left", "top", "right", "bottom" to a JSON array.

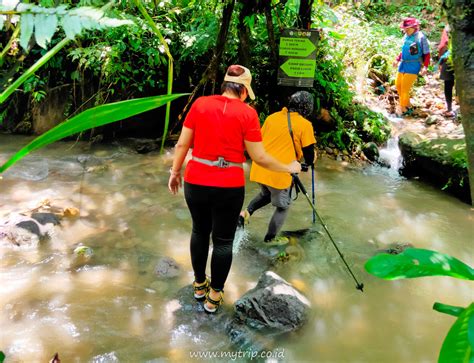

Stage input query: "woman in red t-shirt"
[{"left": 168, "top": 65, "right": 301, "bottom": 313}]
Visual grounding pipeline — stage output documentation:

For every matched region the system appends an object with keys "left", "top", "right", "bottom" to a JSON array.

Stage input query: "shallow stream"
[{"left": 0, "top": 135, "right": 472, "bottom": 362}]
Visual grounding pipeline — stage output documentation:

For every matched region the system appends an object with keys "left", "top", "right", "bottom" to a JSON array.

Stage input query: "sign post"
[{"left": 277, "top": 29, "right": 319, "bottom": 87}]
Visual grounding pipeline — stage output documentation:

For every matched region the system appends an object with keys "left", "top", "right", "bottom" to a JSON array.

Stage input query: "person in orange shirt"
[{"left": 239, "top": 91, "right": 316, "bottom": 245}]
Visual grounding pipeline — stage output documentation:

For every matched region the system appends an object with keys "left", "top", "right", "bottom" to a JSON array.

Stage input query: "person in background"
[
  {"left": 168, "top": 65, "right": 301, "bottom": 314},
  {"left": 393, "top": 17, "right": 431, "bottom": 117},
  {"left": 239, "top": 91, "right": 316, "bottom": 245},
  {"left": 437, "top": 24, "right": 456, "bottom": 118}
]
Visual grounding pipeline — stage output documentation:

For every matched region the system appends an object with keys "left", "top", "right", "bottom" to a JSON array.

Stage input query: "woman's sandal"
[
  {"left": 204, "top": 289, "right": 224, "bottom": 314},
  {"left": 443, "top": 110, "right": 456, "bottom": 118},
  {"left": 193, "top": 278, "right": 210, "bottom": 301}
]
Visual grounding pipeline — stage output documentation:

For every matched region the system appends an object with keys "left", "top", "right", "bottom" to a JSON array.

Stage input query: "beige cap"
[{"left": 223, "top": 65, "right": 255, "bottom": 100}]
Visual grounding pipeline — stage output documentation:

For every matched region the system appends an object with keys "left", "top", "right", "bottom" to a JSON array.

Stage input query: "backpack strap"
[{"left": 287, "top": 112, "right": 299, "bottom": 201}]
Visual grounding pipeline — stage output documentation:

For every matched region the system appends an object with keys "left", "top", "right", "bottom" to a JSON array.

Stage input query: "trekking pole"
[
  {"left": 311, "top": 165, "right": 316, "bottom": 224},
  {"left": 292, "top": 174, "right": 364, "bottom": 292}
]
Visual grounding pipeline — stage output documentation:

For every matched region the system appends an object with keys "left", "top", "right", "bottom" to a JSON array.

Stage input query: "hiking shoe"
[
  {"left": 401, "top": 108, "right": 414, "bottom": 117},
  {"left": 264, "top": 236, "right": 290, "bottom": 246},
  {"left": 237, "top": 210, "right": 250, "bottom": 228}
]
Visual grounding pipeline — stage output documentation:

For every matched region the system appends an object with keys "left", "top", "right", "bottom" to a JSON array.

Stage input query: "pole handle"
[{"left": 292, "top": 174, "right": 307, "bottom": 194}]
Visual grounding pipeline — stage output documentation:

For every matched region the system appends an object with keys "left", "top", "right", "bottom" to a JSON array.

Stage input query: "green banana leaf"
[
  {"left": 0, "top": 93, "right": 187, "bottom": 173},
  {"left": 433, "top": 302, "right": 466, "bottom": 317},
  {"left": 438, "top": 303, "right": 474, "bottom": 363},
  {"left": 365, "top": 248, "right": 474, "bottom": 281}
]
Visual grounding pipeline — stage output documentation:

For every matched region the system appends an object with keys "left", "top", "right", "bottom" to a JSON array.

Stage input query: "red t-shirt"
[{"left": 183, "top": 95, "right": 262, "bottom": 187}]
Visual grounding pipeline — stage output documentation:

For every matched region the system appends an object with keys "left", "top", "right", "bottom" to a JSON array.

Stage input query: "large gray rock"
[
  {"left": 0, "top": 214, "right": 54, "bottom": 247},
  {"left": 398, "top": 131, "right": 470, "bottom": 203},
  {"left": 234, "top": 271, "right": 311, "bottom": 333},
  {"left": 362, "top": 142, "right": 380, "bottom": 162}
]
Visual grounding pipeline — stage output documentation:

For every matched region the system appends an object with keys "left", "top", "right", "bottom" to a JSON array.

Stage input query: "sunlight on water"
[{"left": 0, "top": 135, "right": 472, "bottom": 362}]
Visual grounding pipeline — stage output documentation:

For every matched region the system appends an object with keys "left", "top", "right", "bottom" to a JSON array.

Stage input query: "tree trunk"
[
  {"left": 263, "top": 0, "right": 278, "bottom": 72},
  {"left": 208, "top": 0, "right": 236, "bottom": 93},
  {"left": 263, "top": 0, "right": 280, "bottom": 113},
  {"left": 175, "top": 0, "right": 236, "bottom": 129},
  {"left": 443, "top": 0, "right": 474, "bottom": 204},
  {"left": 237, "top": 0, "right": 252, "bottom": 67},
  {"left": 297, "top": 0, "right": 314, "bottom": 29}
]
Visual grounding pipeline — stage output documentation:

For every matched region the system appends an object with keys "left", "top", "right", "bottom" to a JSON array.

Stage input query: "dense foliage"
[{"left": 1, "top": 0, "right": 417, "bottom": 151}]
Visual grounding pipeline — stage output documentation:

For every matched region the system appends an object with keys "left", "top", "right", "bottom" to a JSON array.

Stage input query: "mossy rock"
[{"left": 398, "top": 132, "right": 470, "bottom": 203}]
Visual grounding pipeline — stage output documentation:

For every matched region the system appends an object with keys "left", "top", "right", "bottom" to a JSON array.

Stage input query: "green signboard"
[
  {"left": 280, "top": 59, "right": 316, "bottom": 78},
  {"left": 280, "top": 38, "right": 316, "bottom": 58},
  {"left": 278, "top": 29, "right": 319, "bottom": 87}
]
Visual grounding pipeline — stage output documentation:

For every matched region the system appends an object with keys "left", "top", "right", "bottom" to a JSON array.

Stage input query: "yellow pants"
[{"left": 396, "top": 72, "right": 418, "bottom": 110}]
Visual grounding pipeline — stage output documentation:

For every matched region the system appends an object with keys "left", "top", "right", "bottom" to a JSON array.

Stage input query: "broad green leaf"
[
  {"left": 439, "top": 303, "right": 474, "bottom": 363},
  {"left": 20, "top": 13, "right": 35, "bottom": 50},
  {"left": 0, "top": 351, "right": 4, "bottom": 363},
  {"left": 365, "top": 248, "right": 474, "bottom": 280},
  {"left": 60, "top": 14, "right": 82, "bottom": 39},
  {"left": 34, "top": 13, "right": 58, "bottom": 49},
  {"left": 0, "top": 93, "right": 187, "bottom": 173},
  {"left": 433, "top": 302, "right": 466, "bottom": 317},
  {"left": 0, "top": 16, "right": 4, "bottom": 31}
]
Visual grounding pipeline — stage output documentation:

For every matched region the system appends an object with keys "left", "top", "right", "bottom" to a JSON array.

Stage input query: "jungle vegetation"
[{"left": 0, "top": 0, "right": 472, "bottom": 198}]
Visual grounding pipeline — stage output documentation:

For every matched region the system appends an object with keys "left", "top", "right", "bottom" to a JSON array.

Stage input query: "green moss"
[{"left": 415, "top": 138, "right": 468, "bottom": 169}]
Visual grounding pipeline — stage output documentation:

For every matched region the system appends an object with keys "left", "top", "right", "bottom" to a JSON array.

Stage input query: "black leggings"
[
  {"left": 184, "top": 182, "right": 244, "bottom": 291},
  {"left": 444, "top": 79, "right": 455, "bottom": 111}
]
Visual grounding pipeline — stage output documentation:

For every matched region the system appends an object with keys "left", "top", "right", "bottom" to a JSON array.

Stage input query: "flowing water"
[{"left": 0, "top": 135, "right": 472, "bottom": 363}]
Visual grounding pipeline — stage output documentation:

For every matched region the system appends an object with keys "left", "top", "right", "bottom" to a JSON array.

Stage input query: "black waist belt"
[{"left": 192, "top": 156, "right": 243, "bottom": 169}]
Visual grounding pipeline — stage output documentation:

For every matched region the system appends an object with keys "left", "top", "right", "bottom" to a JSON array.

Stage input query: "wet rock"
[
  {"left": 117, "top": 138, "right": 160, "bottom": 154},
  {"left": 234, "top": 271, "right": 311, "bottom": 334},
  {"left": 362, "top": 142, "right": 379, "bottom": 162},
  {"left": 0, "top": 224, "right": 40, "bottom": 247},
  {"left": 77, "top": 155, "right": 104, "bottom": 167},
  {"left": 154, "top": 257, "right": 181, "bottom": 278},
  {"left": 324, "top": 147, "right": 334, "bottom": 154},
  {"left": 226, "top": 320, "right": 272, "bottom": 351},
  {"left": 16, "top": 220, "right": 42, "bottom": 236},
  {"left": 171, "top": 285, "right": 233, "bottom": 351},
  {"left": 2, "top": 158, "right": 49, "bottom": 181},
  {"left": 1, "top": 210, "right": 61, "bottom": 247},
  {"left": 90, "top": 352, "right": 120, "bottom": 363},
  {"left": 377, "top": 242, "right": 414, "bottom": 255},
  {"left": 425, "top": 115, "right": 443, "bottom": 125},
  {"left": 31, "top": 212, "right": 60, "bottom": 225}
]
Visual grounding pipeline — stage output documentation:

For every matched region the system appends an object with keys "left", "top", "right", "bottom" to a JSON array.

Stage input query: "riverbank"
[{"left": 361, "top": 71, "right": 470, "bottom": 204}]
